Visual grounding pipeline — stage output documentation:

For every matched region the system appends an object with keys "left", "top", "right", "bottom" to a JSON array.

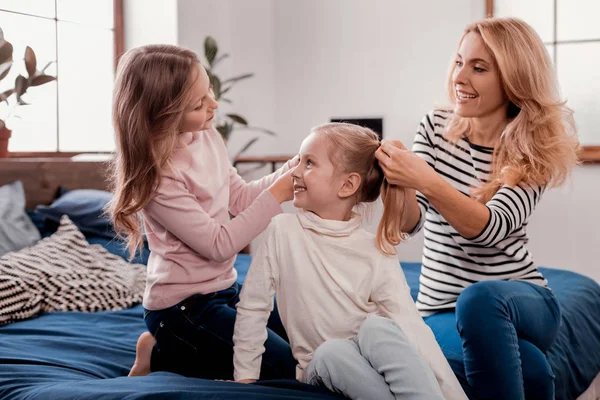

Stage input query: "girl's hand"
[
  {"left": 375, "top": 140, "right": 437, "bottom": 192},
  {"left": 236, "top": 379, "right": 257, "bottom": 384},
  {"left": 268, "top": 169, "right": 294, "bottom": 203}
]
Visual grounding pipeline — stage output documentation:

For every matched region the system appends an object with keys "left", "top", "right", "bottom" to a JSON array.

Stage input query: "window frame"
[
  {"left": 486, "top": 0, "right": 600, "bottom": 164},
  {"left": 3, "top": 0, "right": 123, "bottom": 158}
]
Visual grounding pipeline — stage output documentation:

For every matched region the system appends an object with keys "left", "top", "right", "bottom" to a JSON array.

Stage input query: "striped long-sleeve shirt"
[{"left": 411, "top": 109, "right": 548, "bottom": 315}]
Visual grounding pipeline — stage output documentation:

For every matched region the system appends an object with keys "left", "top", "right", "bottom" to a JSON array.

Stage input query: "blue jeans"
[
  {"left": 144, "top": 282, "right": 297, "bottom": 380},
  {"left": 432, "top": 280, "right": 561, "bottom": 400}
]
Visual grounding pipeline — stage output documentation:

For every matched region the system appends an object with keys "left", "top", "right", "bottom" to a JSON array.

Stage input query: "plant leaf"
[
  {"left": 0, "top": 40, "right": 13, "bottom": 65},
  {"left": 209, "top": 73, "right": 222, "bottom": 100},
  {"left": 24, "top": 46, "right": 36, "bottom": 78},
  {"left": 0, "top": 89, "right": 14, "bottom": 103},
  {"left": 0, "top": 61, "right": 12, "bottom": 81},
  {"left": 216, "top": 121, "right": 234, "bottom": 141},
  {"left": 15, "top": 75, "right": 28, "bottom": 99},
  {"left": 211, "top": 53, "right": 229, "bottom": 69},
  {"left": 226, "top": 113, "right": 248, "bottom": 126},
  {"left": 238, "top": 126, "right": 277, "bottom": 136},
  {"left": 204, "top": 36, "right": 218, "bottom": 66},
  {"left": 220, "top": 86, "right": 232, "bottom": 96},
  {"left": 222, "top": 73, "right": 253, "bottom": 85},
  {"left": 30, "top": 74, "right": 56, "bottom": 87},
  {"left": 233, "top": 137, "right": 259, "bottom": 159}
]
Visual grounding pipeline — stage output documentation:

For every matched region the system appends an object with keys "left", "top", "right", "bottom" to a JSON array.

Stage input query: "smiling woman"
[{"left": 375, "top": 17, "right": 579, "bottom": 400}]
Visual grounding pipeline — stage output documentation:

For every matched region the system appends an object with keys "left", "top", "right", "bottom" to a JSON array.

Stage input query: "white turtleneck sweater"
[{"left": 232, "top": 210, "right": 466, "bottom": 400}]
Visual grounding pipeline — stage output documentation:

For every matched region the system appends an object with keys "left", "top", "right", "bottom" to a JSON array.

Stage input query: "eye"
[
  {"left": 306, "top": 159, "right": 314, "bottom": 167},
  {"left": 455, "top": 60, "right": 463, "bottom": 67},
  {"left": 194, "top": 104, "right": 203, "bottom": 111},
  {"left": 474, "top": 66, "right": 486, "bottom": 73}
]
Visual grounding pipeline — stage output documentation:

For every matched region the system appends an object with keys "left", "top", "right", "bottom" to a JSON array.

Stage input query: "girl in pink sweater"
[{"left": 107, "top": 44, "right": 297, "bottom": 380}]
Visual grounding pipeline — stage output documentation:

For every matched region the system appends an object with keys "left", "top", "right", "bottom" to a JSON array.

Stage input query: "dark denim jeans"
[
  {"left": 434, "top": 280, "right": 561, "bottom": 400},
  {"left": 144, "top": 282, "right": 297, "bottom": 380}
]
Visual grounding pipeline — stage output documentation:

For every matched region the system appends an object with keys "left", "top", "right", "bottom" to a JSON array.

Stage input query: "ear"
[{"left": 338, "top": 172, "right": 361, "bottom": 199}]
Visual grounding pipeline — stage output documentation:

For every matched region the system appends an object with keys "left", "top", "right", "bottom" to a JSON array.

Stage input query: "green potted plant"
[
  {"left": 0, "top": 27, "right": 56, "bottom": 157},
  {"left": 203, "top": 36, "right": 275, "bottom": 158}
]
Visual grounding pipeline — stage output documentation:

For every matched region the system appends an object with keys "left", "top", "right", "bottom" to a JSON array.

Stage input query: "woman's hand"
[
  {"left": 236, "top": 379, "right": 257, "bottom": 384},
  {"left": 375, "top": 139, "right": 438, "bottom": 193}
]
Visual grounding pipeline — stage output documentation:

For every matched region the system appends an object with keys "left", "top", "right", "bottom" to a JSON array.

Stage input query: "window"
[
  {"left": 0, "top": 0, "right": 123, "bottom": 153},
  {"left": 488, "top": 0, "right": 600, "bottom": 163}
]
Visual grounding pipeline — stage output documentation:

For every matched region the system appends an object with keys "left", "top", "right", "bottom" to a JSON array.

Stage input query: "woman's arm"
[{"left": 378, "top": 143, "right": 543, "bottom": 244}]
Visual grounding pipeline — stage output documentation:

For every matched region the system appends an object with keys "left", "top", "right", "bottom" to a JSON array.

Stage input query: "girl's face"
[
  {"left": 180, "top": 66, "right": 219, "bottom": 133},
  {"left": 291, "top": 133, "right": 347, "bottom": 216},
  {"left": 452, "top": 32, "right": 508, "bottom": 119}
]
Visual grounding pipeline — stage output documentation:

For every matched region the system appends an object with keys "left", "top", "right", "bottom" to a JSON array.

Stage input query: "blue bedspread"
[
  {"left": 1, "top": 250, "right": 598, "bottom": 399},
  {"left": 0, "top": 255, "right": 339, "bottom": 400},
  {"left": 401, "top": 262, "right": 600, "bottom": 400}
]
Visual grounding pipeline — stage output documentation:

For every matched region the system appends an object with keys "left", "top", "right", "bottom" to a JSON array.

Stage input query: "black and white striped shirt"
[{"left": 411, "top": 109, "right": 548, "bottom": 315}]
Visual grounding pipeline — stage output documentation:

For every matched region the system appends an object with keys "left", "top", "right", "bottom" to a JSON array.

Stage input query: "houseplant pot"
[{"left": 0, "top": 126, "right": 10, "bottom": 158}]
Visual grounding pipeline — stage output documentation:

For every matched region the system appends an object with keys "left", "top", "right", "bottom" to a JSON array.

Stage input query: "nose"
[
  {"left": 209, "top": 95, "right": 219, "bottom": 111},
  {"left": 453, "top": 64, "right": 469, "bottom": 86},
  {"left": 291, "top": 164, "right": 302, "bottom": 179}
]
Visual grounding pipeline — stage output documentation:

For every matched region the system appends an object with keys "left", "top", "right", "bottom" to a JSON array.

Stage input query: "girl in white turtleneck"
[{"left": 232, "top": 123, "right": 467, "bottom": 400}]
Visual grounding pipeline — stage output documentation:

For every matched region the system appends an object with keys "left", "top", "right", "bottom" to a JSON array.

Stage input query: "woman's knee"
[{"left": 456, "top": 281, "right": 507, "bottom": 330}]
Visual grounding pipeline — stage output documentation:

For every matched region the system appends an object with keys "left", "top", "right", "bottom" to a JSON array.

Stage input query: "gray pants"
[{"left": 304, "top": 316, "right": 445, "bottom": 400}]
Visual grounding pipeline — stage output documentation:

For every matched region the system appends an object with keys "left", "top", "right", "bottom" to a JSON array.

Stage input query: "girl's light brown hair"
[
  {"left": 312, "top": 123, "right": 408, "bottom": 255},
  {"left": 445, "top": 17, "right": 580, "bottom": 202},
  {"left": 107, "top": 44, "right": 201, "bottom": 259}
]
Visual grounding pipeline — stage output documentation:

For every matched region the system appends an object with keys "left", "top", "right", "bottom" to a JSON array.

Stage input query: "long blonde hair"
[
  {"left": 445, "top": 17, "right": 580, "bottom": 202},
  {"left": 107, "top": 44, "right": 201, "bottom": 258},
  {"left": 313, "top": 123, "right": 408, "bottom": 255}
]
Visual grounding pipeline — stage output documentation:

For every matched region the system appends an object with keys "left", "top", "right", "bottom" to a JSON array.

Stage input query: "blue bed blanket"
[
  {"left": 400, "top": 262, "right": 600, "bottom": 400},
  {"left": 1, "top": 254, "right": 598, "bottom": 399},
  {"left": 0, "top": 255, "right": 340, "bottom": 400}
]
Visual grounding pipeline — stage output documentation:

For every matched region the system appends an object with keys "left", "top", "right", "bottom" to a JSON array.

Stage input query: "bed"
[{"left": 1, "top": 157, "right": 599, "bottom": 399}]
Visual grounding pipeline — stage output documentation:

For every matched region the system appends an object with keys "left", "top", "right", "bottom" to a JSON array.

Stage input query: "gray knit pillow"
[
  {"left": 0, "top": 181, "right": 41, "bottom": 257},
  {"left": 0, "top": 215, "right": 146, "bottom": 326}
]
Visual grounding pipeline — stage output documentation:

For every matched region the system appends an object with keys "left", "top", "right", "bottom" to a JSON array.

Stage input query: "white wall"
[
  {"left": 124, "top": 0, "right": 178, "bottom": 50},
  {"left": 177, "top": 0, "right": 278, "bottom": 158},
  {"left": 124, "top": 0, "right": 600, "bottom": 281}
]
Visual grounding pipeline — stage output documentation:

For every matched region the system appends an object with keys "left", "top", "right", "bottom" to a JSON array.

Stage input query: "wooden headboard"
[{"left": 0, "top": 158, "right": 111, "bottom": 208}]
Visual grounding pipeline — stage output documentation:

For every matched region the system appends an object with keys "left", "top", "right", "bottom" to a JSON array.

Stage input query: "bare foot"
[{"left": 128, "top": 331, "right": 155, "bottom": 377}]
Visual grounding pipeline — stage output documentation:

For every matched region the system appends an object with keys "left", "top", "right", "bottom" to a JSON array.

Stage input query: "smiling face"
[
  {"left": 290, "top": 132, "right": 348, "bottom": 216},
  {"left": 180, "top": 66, "right": 219, "bottom": 132},
  {"left": 451, "top": 31, "right": 508, "bottom": 119}
]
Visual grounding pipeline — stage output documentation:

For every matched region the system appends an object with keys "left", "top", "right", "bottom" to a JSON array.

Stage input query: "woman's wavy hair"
[
  {"left": 445, "top": 17, "right": 580, "bottom": 202},
  {"left": 312, "top": 123, "right": 408, "bottom": 255}
]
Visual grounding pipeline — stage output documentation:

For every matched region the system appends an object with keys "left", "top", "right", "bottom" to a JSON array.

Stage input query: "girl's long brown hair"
[
  {"left": 445, "top": 17, "right": 580, "bottom": 202},
  {"left": 313, "top": 123, "right": 408, "bottom": 255},
  {"left": 107, "top": 44, "right": 201, "bottom": 259}
]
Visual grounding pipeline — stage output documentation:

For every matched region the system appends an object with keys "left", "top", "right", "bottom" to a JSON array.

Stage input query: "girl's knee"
[
  {"left": 359, "top": 315, "right": 396, "bottom": 339},
  {"left": 312, "top": 339, "right": 351, "bottom": 365}
]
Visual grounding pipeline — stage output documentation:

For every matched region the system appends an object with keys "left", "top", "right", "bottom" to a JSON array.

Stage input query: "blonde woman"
[{"left": 376, "top": 17, "right": 579, "bottom": 400}]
